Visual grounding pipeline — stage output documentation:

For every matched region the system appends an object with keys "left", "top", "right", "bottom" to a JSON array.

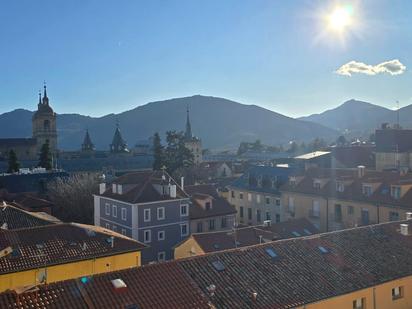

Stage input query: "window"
[
  {"left": 335, "top": 204, "right": 342, "bottom": 222},
  {"left": 392, "top": 286, "right": 403, "bottom": 300},
  {"left": 391, "top": 186, "right": 401, "bottom": 199},
  {"left": 362, "top": 185, "right": 372, "bottom": 197},
  {"left": 180, "top": 204, "right": 188, "bottom": 216},
  {"left": 157, "top": 207, "right": 165, "bottom": 220},
  {"left": 288, "top": 197, "right": 295, "bottom": 214},
  {"left": 158, "top": 230, "right": 165, "bottom": 241},
  {"left": 256, "top": 194, "right": 261, "bottom": 204},
  {"left": 112, "top": 225, "right": 117, "bottom": 232},
  {"left": 256, "top": 210, "right": 262, "bottom": 222},
  {"left": 247, "top": 193, "right": 252, "bottom": 202},
  {"left": 121, "top": 208, "right": 127, "bottom": 221},
  {"left": 348, "top": 205, "right": 354, "bottom": 215},
  {"left": 112, "top": 205, "right": 117, "bottom": 217},
  {"left": 266, "top": 212, "right": 271, "bottom": 220},
  {"left": 389, "top": 211, "right": 400, "bottom": 221},
  {"left": 209, "top": 219, "right": 215, "bottom": 231},
  {"left": 240, "top": 206, "right": 244, "bottom": 218},
  {"left": 266, "top": 197, "right": 270, "bottom": 204},
  {"left": 275, "top": 214, "right": 280, "bottom": 223},
  {"left": 231, "top": 191, "right": 235, "bottom": 198},
  {"left": 121, "top": 228, "right": 126, "bottom": 236},
  {"left": 143, "top": 230, "right": 151, "bottom": 243},
  {"left": 105, "top": 223, "right": 110, "bottom": 229},
  {"left": 197, "top": 222, "right": 203, "bottom": 233},
  {"left": 105, "top": 203, "right": 110, "bottom": 215},
  {"left": 205, "top": 202, "right": 211, "bottom": 211},
  {"left": 239, "top": 192, "right": 244, "bottom": 200},
  {"left": 144, "top": 209, "right": 151, "bottom": 222},
  {"left": 311, "top": 200, "right": 320, "bottom": 218},
  {"left": 336, "top": 181, "right": 344, "bottom": 192},
  {"left": 221, "top": 217, "right": 227, "bottom": 228},
  {"left": 248, "top": 208, "right": 252, "bottom": 220},
  {"left": 275, "top": 199, "right": 281, "bottom": 206},
  {"left": 158, "top": 251, "right": 166, "bottom": 262},
  {"left": 361, "top": 209, "right": 369, "bottom": 225},
  {"left": 353, "top": 298, "right": 365, "bottom": 309},
  {"left": 181, "top": 223, "right": 189, "bottom": 236}
]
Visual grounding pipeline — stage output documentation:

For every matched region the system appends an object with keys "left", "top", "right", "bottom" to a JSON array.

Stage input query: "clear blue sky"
[{"left": 0, "top": 0, "right": 411, "bottom": 117}]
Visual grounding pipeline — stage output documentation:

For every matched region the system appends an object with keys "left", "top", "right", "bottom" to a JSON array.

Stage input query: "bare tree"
[{"left": 47, "top": 173, "right": 99, "bottom": 224}]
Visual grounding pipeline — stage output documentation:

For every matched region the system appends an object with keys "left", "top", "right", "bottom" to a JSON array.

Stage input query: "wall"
[
  {"left": 174, "top": 236, "right": 204, "bottom": 259},
  {"left": 0, "top": 251, "right": 141, "bottom": 292},
  {"left": 190, "top": 214, "right": 236, "bottom": 233},
  {"left": 376, "top": 152, "right": 409, "bottom": 171}
]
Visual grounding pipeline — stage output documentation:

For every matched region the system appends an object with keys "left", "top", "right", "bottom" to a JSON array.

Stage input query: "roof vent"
[
  {"left": 207, "top": 284, "right": 216, "bottom": 296},
  {"left": 212, "top": 261, "right": 225, "bottom": 272},
  {"left": 252, "top": 292, "right": 258, "bottom": 301},
  {"left": 400, "top": 224, "right": 409, "bottom": 236},
  {"left": 406, "top": 212, "right": 412, "bottom": 220},
  {"left": 1, "top": 222, "right": 7, "bottom": 230},
  {"left": 111, "top": 278, "right": 127, "bottom": 292}
]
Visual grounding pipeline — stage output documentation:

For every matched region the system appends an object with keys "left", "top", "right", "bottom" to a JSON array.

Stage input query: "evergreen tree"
[
  {"left": 164, "top": 131, "right": 194, "bottom": 174},
  {"left": 152, "top": 132, "right": 164, "bottom": 171},
  {"left": 7, "top": 150, "right": 20, "bottom": 173},
  {"left": 38, "top": 141, "right": 52, "bottom": 170}
]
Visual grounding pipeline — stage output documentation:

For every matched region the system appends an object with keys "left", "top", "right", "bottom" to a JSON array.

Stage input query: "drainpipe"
[
  {"left": 377, "top": 204, "right": 380, "bottom": 224},
  {"left": 326, "top": 197, "right": 329, "bottom": 232}
]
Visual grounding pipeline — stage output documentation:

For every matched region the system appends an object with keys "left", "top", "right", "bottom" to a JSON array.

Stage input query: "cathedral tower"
[{"left": 32, "top": 83, "right": 58, "bottom": 156}]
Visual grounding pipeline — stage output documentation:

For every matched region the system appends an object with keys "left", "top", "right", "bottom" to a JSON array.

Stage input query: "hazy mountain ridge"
[
  {"left": 298, "top": 99, "right": 411, "bottom": 136},
  {"left": 0, "top": 95, "right": 338, "bottom": 151}
]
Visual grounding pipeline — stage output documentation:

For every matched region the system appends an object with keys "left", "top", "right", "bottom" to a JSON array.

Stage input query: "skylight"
[
  {"left": 292, "top": 231, "right": 301, "bottom": 237},
  {"left": 318, "top": 246, "right": 329, "bottom": 254},
  {"left": 212, "top": 260, "right": 225, "bottom": 271},
  {"left": 265, "top": 248, "right": 278, "bottom": 258},
  {"left": 303, "top": 229, "right": 312, "bottom": 235}
]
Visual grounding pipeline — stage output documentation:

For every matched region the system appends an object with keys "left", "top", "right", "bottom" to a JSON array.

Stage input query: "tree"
[
  {"left": 152, "top": 132, "right": 164, "bottom": 171},
  {"left": 336, "top": 135, "right": 347, "bottom": 146},
  {"left": 287, "top": 141, "right": 298, "bottom": 154},
  {"left": 164, "top": 131, "right": 194, "bottom": 174},
  {"left": 47, "top": 174, "right": 99, "bottom": 224},
  {"left": 38, "top": 141, "right": 52, "bottom": 170},
  {"left": 7, "top": 150, "right": 20, "bottom": 173}
]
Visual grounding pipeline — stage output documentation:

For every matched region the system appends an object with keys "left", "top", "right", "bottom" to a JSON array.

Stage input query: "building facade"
[
  {"left": 94, "top": 170, "right": 190, "bottom": 264},
  {"left": 227, "top": 166, "right": 294, "bottom": 226}
]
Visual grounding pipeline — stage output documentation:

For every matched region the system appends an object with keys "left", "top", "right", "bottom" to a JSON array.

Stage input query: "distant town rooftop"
[{"left": 0, "top": 203, "right": 56, "bottom": 230}]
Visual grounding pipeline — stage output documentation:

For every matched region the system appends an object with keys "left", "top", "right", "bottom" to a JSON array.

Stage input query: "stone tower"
[
  {"left": 184, "top": 106, "right": 202, "bottom": 164},
  {"left": 32, "top": 83, "right": 57, "bottom": 156}
]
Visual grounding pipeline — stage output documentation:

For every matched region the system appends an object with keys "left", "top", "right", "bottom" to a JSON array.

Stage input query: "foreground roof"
[
  {"left": 0, "top": 223, "right": 146, "bottom": 275},
  {"left": 1, "top": 220, "right": 411, "bottom": 308},
  {"left": 0, "top": 203, "right": 55, "bottom": 230}
]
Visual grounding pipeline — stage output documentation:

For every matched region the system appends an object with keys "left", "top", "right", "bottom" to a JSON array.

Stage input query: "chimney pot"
[
  {"left": 400, "top": 224, "right": 409, "bottom": 236},
  {"left": 406, "top": 212, "right": 412, "bottom": 220}
]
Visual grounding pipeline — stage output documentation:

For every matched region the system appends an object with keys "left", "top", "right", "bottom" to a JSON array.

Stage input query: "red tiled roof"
[
  {"left": 1, "top": 220, "right": 412, "bottom": 308},
  {"left": 0, "top": 203, "right": 54, "bottom": 230},
  {"left": 0, "top": 223, "right": 146, "bottom": 275},
  {"left": 184, "top": 184, "right": 236, "bottom": 220}
]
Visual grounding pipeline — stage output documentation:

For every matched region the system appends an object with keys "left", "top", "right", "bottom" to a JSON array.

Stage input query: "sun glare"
[{"left": 328, "top": 7, "right": 352, "bottom": 31}]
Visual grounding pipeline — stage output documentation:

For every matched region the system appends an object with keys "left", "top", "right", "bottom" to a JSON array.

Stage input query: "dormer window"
[
  {"left": 313, "top": 180, "right": 321, "bottom": 189},
  {"left": 257, "top": 176, "right": 263, "bottom": 188},
  {"left": 336, "top": 182, "right": 344, "bottom": 192},
  {"left": 289, "top": 177, "right": 296, "bottom": 186},
  {"left": 391, "top": 186, "right": 401, "bottom": 199},
  {"left": 205, "top": 202, "right": 211, "bottom": 211},
  {"left": 362, "top": 185, "right": 372, "bottom": 197}
]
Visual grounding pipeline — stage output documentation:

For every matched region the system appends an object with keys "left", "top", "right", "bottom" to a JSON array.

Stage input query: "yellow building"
[
  {"left": 281, "top": 167, "right": 412, "bottom": 232},
  {"left": 0, "top": 222, "right": 145, "bottom": 292}
]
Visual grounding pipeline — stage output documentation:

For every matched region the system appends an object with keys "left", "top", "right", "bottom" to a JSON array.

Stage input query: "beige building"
[{"left": 281, "top": 166, "right": 412, "bottom": 232}]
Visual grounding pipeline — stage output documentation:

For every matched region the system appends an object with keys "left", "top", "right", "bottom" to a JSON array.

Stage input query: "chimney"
[
  {"left": 357, "top": 166, "right": 365, "bottom": 178},
  {"left": 252, "top": 292, "right": 258, "bottom": 301},
  {"left": 170, "top": 184, "right": 177, "bottom": 198},
  {"left": 406, "top": 212, "right": 412, "bottom": 220},
  {"left": 112, "top": 183, "right": 117, "bottom": 194},
  {"left": 181, "top": 177, "right": 184, "bottom": 191},
  {"left": 99, "top": 183, "right": 106, "bottom": 194},
  {"left": 400, "top": 224, "right": 409, "bottom": 236},
  {"left": 110, "top": 236, "right": 115, "bottom": 248}
]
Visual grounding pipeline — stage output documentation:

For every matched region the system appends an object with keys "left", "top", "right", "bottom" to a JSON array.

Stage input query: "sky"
[{"left": 0, "top": 0, "right": 411, "bottom": 117}]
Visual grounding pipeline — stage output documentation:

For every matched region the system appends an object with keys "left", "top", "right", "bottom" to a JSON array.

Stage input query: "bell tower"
[{"left": 32, "top": 83, "right": 58, "bottom": 156}]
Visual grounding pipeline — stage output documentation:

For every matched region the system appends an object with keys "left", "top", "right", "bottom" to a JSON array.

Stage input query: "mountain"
[
  {"left": 0, "top": 95, "right": 338, "bottom": 150},
  {"left": 299, "top": 99, "right": 394, "bottom": 134}
]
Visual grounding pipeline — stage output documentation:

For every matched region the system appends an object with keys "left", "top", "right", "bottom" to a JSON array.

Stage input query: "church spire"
[
  {"left": 184, "top": 105, "right": 193, "bottom": 141},
  {"left": 42, "top": 81, "right": 49, "bottom": 105},
  {"left": 82, "top": 129, "right": 95, "bottom": 151},
  {"left": 38, "top": 90, "right": 42, "bottom": 105}
]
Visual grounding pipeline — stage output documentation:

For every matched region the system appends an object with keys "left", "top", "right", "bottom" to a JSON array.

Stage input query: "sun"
[{"left": 327, "top": 6, "right": 353, "bottom": 32}]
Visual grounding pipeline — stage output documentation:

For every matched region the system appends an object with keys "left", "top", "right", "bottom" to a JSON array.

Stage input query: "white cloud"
[{"left": 335, "top": 59, "right": 406, "bottom": 76}]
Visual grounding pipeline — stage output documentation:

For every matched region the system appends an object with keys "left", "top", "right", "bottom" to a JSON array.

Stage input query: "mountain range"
[{"left": 0, "top": 95, "right": 338, "bottom": 151}]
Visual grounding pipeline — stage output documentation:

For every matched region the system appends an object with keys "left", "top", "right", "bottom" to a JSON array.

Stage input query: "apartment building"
[
  {"left": 227, "top": 166, "right": 293, "bottom": 226},
  {"left": 281, "top": 166, "right": 412, "bottom": 232},
  {"left": 94, "top": 170, "right": 190, "bottom": 264}
]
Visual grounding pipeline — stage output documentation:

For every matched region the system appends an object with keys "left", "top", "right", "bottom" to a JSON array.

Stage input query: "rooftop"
[
  {"left": 0, "top": 203, "right": 55, "bottom": 230},
  {"left": 1, "top": 220, "right": 411, "bottom": 308},
  {"left": 0, "top": 223, "right": 146, "bottom": 275}
]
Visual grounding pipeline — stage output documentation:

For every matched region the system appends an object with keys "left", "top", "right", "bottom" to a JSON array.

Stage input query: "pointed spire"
[
  {"left": 110, "top": 122, "right": 128, "bottom": 153},
  {"left": 184, "top": 105, "right": 193, "bottom": 141},
  {"left": 42, "top": 81, "right": 49, "bottom": 105},
  {"left": 38, "top": 90, "right": 42, "bottom": 105},
  {"left": 82, "top": 129, "right": 95, "bottom": 151}
]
